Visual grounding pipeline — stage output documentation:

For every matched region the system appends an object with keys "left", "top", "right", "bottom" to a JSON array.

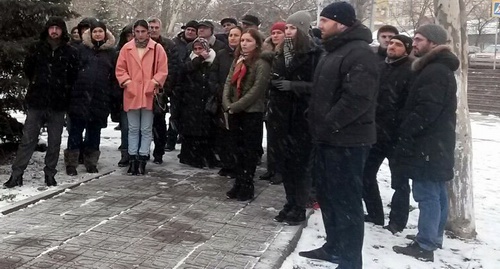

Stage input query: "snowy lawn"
[{"left": 281, "top": 113, "right": 500, "bottom": 269}]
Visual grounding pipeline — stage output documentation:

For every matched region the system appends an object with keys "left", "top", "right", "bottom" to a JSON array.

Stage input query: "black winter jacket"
[
  {"left": 394, "top": 45, "right": 459, "bottom": 182},
  {"left": 268, "top": 40, "right": 323, "bottom": 135},
  {"left": 173, "top": 32, "right": 194, "bottom": 62},
  {"left": 308, "top": 21, "right": 379, "bottom": 147},
  {"left": 209, "top": 48, "right": 235, "bottom": 128},
  {"left": 376, "top": 56, "right": 413, "bottom": 142},
  {"left": 24, "top": 22, "right": 79, "bottom": 111},
  {"left": 174, "top": 51, "right": 217, "bottom": 137},
  {"left": 154, "top": 36, "right": 180, "bottom": 94},
  {"left": 69, "top": 30, "right": 116, "bottom": 128}
]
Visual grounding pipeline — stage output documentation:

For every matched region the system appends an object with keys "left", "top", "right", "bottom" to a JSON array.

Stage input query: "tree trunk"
[{"left": 434, "top": 0, "right": 476, "bottom": 239}]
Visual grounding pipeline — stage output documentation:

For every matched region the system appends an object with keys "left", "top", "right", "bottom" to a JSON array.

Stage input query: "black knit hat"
[
  {"left": 182, "top": 20, "right": 199, "bottom": 30},
  {"left": 391, "top": 35, "right": 413, "bottom": 54},
  {"left": 415, "top": 24, "right": 448, "bottom": 45},
  {"left": 90, "top": 20, "right": 107, "bottom": 34},
  {"left": 46, "top": 16, "right": 67, "bottom": 31},
  {"left": 241, "top": 14, "right": 260, "bottom": 26},
  {"left": 320, "top": 1, "right": 356, "bottom": 27},
  {"left": 221, "top": 18, "right": 237, "bottom": 26}
]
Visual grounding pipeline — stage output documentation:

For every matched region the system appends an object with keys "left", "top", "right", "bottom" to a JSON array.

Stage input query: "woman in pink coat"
[{"left": 115, "top": 19, "right": 168, "bottom": 175}]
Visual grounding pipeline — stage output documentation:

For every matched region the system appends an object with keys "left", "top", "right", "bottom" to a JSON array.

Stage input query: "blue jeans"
[
  {"left": 313, "top": 144, "right": 369, "bottom": 269},
  {"left": 127, "top": 109, "right": 153, "bottom": 156},
  {"left": 412, "top": 180, "right": 448, "bottom": 251}
]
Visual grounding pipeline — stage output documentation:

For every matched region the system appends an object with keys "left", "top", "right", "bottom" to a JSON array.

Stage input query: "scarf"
[
  {"left": 231, "top": 55, "right": 248, "bottom": 99},
  {"left": 283, "top": 37, "right": 294, "bottom": 68},
  {"left": 135, "top": 38, "right": 149, "bottom": 48}
]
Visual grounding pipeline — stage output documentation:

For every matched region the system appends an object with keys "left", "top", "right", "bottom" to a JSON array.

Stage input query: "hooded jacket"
[
  {"left": 394, "top": 45, "right": 460, "bottom": 181},
  {"left": 308, "top": 21, "right": 379, "bottom": 147},
  {"left": 24, "top": 17, "right": 79, "bottom": 111},
  {"left": 69, "top": 29, "right": 116, "bottom": 127}
]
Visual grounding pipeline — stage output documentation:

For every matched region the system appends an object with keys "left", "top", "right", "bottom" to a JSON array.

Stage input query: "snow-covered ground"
[
  {"left": 1, "top": 112, "right": 498, "bottom": 269},
  {"left": 282, "top": 113, "right": 500, "bottom": 269}
]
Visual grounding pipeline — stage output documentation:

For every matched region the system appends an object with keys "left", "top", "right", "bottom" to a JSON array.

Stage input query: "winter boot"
[
  {"left": 44, "top": 174, "right": 57, "bottom": 187},
  {"left": 284, "top": 206, "right": 306, "bottom": 226},
  {"left": 64, "top": 149, "right": 80, "bottom": 176},
  {"left": 138, "top": 155, "right": 148, "bottom": 175},
  {"left": 393, "top": 241, "right": 434, "bottom": 262},
  {"left": 259, "top": 171, "right": 275, "bottom": 181},
  {"left": 3, "top": 174, "right": 23, "bottom": 188},
  {"left": 237, "top": 175, "right": 255, "bottom": 201},
  {"left": 118, "top": 149, "right": 129, "bottom": 167},
  {"left": 274, "top": 203, "right": 293, "bottom": 222},
  {"left": 127, "top": 155, "right": 139, "bottom": 175},
  {"left": 84, "top": 150, "right": 100, "bottom": 173},
  {"left": 269, "top": 173, "right": 283, "bottom": 185}
]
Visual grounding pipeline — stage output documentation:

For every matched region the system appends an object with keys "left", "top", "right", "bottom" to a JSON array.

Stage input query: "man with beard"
[
  {"left": 393, "top": 24, "right": 458, "bottom": 262},
  {"left": 362, "top": 35, "right": 414, "bottom": 233},
  {"left": 299, "top": 2, "right": 379, "bottom": 268},
  {"left": 148, "top": 17, "right": 180, "bottom": 164},
  {"left": 4, "top": 17, "right": 79, "bottom": 188}
]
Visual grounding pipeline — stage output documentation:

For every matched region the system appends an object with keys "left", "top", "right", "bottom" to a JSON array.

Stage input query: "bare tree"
[
  {"left": 467, "top": 0, "right": 496, "bottom": 46},
  {"left": 388, "top": 0, "right": 435, "bottom": 32},
  {"left": 434, "top": 0, "right": 477, "bottom": 239}
]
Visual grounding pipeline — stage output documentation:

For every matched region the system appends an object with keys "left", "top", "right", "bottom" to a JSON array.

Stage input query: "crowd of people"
[{"left": 3, "top": 1, "right": 459, "bottom": 268}]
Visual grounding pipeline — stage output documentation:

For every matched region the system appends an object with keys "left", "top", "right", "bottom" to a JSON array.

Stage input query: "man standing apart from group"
[
  {"left": 299, "top": 2, "right": 379, "bottom": 269},
  {"left": 393, "top": 24, "right": 459, "bottom": 262}
]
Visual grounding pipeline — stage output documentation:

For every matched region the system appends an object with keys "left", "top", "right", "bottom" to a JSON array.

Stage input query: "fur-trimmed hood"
[
  {"left": 82, "top": 29, "right": 116, "bottom": 50},
  {"left": 412, "top": 45, "right": 460, "bottom": 72}
]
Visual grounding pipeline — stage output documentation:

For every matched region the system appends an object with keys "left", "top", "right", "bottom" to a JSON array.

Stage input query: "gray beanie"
[
  {"left": 415, "top": 24, "right": 448, "bottom": 45},
  {"left": 286, "top": 10, "right": 312, "bottom": 34}
]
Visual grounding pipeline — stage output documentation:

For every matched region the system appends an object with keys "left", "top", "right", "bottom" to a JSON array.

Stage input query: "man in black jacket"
[
  {"left": 299, "top": 2, "right": 379, "bottom": 268},
  {"left": 148, "top": 17, "right": 181, "bottom": 164},
  {"left": 393, "top": 24, "right": 459, "bottom": 262},
  {"left": 4, "top": 17, "right": 79, "bottom": 188},
  {"left": 363, "top": 35, "right": 414, "bottom": 233},
  {"left": 374, "top": 25, "right": 399, "bottom": 61}
]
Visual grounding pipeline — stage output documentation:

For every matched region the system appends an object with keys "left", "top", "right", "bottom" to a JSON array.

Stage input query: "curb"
[{"left": 1, "top": 170, "right": 115, "bottom": 215}]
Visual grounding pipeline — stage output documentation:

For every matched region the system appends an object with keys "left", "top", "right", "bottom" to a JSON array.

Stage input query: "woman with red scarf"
[{"left": 222, "top": 29, "right": 272, "bottom": 201}]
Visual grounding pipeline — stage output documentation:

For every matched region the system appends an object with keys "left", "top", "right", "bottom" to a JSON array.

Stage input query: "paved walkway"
[{"left": 0, "top": 166, "right": 307, "bottom": 269}]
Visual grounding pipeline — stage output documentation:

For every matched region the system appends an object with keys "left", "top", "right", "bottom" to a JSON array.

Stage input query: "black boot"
[
  {"left": 226, "top": 182, "right": 240, "bottom": 199},
  {"left": 269, "top": 173, "right": 283, "bottom": 185},
  {"left": 118, "top": 149, "right": 129, "bottom": 167},
  {"left": 274, "top": 203, "right": 292, "bottom": 222},
  {"left": 237, "top": 175, "right": 254, "bottom": 201},
  {"left": 259, "top": 171, "right": 274, "bottom": 180},
  {"left": 44, "top": 175, "right": 57, "bottom": 187},
  {"left": 393, "top": 241, "right": 434, "bottom": 262},
  {"left": 64, "top": 149, "right": 80, "bottom": 176},
  {"left": 284, "top": 206, "right": 306, "bottom": 226},
  {"left": 138, "top": 155, "right": 147, "bottom": 175},
  {"left": 84, "top": 150, "right": 100, "bottom": 173},
  {"left": 3, "top": 174, "right": 23, "bottom": 188},
  {"left": 127, "top": 155, "right": 138, "bottom": 175}
]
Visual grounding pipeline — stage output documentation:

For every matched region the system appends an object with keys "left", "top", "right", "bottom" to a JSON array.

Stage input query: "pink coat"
[{"left": 115, "top": 39, "right": 168, "bottom": 111}]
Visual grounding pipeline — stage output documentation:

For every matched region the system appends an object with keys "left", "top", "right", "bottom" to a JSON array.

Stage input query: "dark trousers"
[
  {"left": 214, "top": 126, "right": 236, "bottom": 169},
  {"left": 67, "top": 117, "right": 101, "bottom": 151},
  {"left": 153, "top": 112, "right": 167, "bottom": 159},
  {"left": 313, "top": 144, "right": 369, "bottom": 269},
  {"left": 11, "top": 109, "right": 65, "bottom": 178},
  {"left": 120, "top": 111, "right": 129, "bottom": 149},
  {"left": 363, "top": 141, "right": 410, "bottom": 229},
  {"left": 264, "top": 121, "right": 276, "bottom": 173},
  {"left": 166, "top": 114, "right": 178, "bottom": 148},
  {"left": 229, "top": 112, "right": 263, "bottom": 179},
  {"left": 278, "top": 129, "right": 312, "bottom": 210},
  {"left": 179, "top": 135, "right": 216, "bottom": 167}
]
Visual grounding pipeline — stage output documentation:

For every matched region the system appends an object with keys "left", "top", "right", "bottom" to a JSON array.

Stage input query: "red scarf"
[{"left": 231, "top": 56, "right": 247, "bottom": 99}]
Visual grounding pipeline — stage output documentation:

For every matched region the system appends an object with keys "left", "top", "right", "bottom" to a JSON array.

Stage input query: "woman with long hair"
[
  {"left": 209, "top": 26, "right": 243, "bottom": 178},
  {"left": 268, "top": 11, "right": 322, "bottom": 225},
  {"left": 64, "top": 21, "right": 116, "bottom": 176},
  {"left": 222, "top": 29, "right": 272, "bottom": 201},
  {"left": 116, "top": 19, "right": 168, "bottom": 175}
]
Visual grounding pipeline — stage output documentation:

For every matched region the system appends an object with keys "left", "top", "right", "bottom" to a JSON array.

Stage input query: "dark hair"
[
  {"left": 117, "top": 24, "right": 133, "bottom": 51},
  {"left": 234, "top": 28, "right": 263, "bottom": 66},
  {"left": 133, "top": 19, "right": 149, "bottom": 30},
  {"left": 377, "top": 25, "right": 399, "bottom": 37},
  {"left": 229, "top": 26, "right": 243, "bottom": 34},
  {"left": 277, "top": 28, "right": 311, "bottom": 54}
]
